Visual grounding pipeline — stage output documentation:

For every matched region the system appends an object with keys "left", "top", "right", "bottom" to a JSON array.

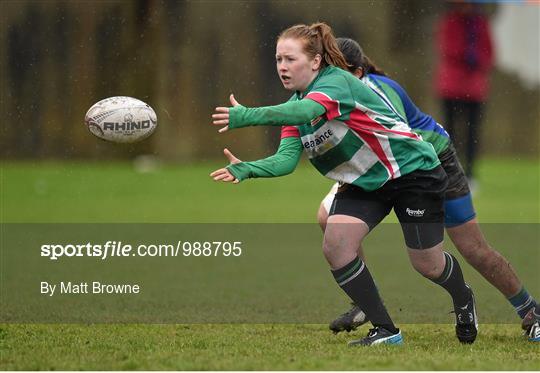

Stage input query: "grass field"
[{"left": 1, "top": 158, "right": 539, "bottom": 370}]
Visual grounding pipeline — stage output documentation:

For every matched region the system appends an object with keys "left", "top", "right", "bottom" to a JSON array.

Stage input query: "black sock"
[
  {"left": 332, "top": 256, "right": 398, "bottom": 333},
  {"left": 432, "top": 252, "right": 470, "bottom": 307}
]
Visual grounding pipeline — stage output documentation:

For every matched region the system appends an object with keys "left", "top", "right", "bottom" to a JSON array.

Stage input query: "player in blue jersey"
[{"left": 320, "top": 38, "right": 539, "bottom": 342}]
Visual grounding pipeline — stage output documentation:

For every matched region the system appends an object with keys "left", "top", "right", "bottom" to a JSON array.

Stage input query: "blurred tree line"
[{"left": 1, "top": 0, "right": 538, "bottom": 161}]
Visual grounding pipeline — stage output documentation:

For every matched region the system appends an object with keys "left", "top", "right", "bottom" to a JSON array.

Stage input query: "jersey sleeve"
[
  {"left": 304, "top": 74, "right": 353, "bottom": 121},
  {"left": 280, "top": 125, "right": 300, "bottom": 139},
  {"left": 228, "top": 100, "right": 325, "bottom": 129},
  {"left": 226, "top": 136, "right": 303, "bottom": 181}
]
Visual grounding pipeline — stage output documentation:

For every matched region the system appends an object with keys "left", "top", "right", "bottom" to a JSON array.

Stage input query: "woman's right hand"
[{"left": 212, "top": 94, "right": 241, "bottom": 133}]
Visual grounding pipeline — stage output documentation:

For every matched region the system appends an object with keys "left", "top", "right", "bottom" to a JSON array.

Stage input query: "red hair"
[{"left": 278, "top": 22, "right": 349, "bottom": 71}]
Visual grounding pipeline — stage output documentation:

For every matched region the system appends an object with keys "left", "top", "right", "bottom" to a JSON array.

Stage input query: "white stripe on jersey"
[
  {"left": 362, "top": 77, "right": 407, "bottom": 123},
  {"left": 354, "top": 102, "right": 412, "bottom": 134},
  {"left": 373, "top": 132, "right": 401, "bottom": 179},
  {"left": 300, "top": 120, "right": 349, "bottom": 158},
  {"left": 325, "top": 144, "right": 379, "bottom": 184}
]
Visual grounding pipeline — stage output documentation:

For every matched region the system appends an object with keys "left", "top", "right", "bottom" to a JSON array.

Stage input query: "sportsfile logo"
[{"left": 406, "top": 208, "right": 425, "bottom": 217}]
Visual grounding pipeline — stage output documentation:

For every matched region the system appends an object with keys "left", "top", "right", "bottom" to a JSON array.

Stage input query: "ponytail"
[
  {"left": 309, "top": 23, "right": 349, "bottom": 70},
  {"left": 279, "top": 22, "right": 349, "bottom": 71},
  {"left": 336, "top": 37, "right": 387, "bottom": 77},
  {"left": 362, "top": 55, "right": 386, "bottom": 76}
]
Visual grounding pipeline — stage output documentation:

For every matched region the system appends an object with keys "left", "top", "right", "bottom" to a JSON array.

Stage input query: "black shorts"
[
  {"left": 439, "top": 143, "right": 471, "bottom": 200},
  {"left": 329, "top": 166, "right": 448, "bottom": 250}
]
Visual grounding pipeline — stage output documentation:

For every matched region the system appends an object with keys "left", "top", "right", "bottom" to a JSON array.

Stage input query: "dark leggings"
[{"left": 442, "top": 99, "right": 483, "bottom": 179}]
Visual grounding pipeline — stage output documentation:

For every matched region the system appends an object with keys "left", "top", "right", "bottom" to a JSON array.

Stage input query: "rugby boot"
[
  {"left": 348, "top": 326, "right": 403, "bottom": 346},
  {"left": 522, "top": 306, "right": 540, "bottom": 342},
  {"left": 454, "top": 284, "right": 478, "bottom": 344},
  {"left": 329, "top": 303, "right": 367, "bottom": 334}
]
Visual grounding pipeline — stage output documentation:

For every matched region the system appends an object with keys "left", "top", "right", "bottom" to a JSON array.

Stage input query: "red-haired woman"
[{"left": 211, "top": 23, "right": 477, "bottom": 346}]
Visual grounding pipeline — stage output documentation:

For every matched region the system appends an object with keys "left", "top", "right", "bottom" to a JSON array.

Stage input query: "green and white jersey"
[{"left": 281, "top": 66, "right": 440, "bottom": 191}]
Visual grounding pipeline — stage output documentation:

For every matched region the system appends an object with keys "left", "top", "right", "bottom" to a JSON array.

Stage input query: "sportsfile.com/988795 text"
[{"left": 40, "top": 241, "right": 243, "bottom": 260}]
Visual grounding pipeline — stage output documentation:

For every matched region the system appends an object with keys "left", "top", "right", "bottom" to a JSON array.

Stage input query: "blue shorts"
[{"left": 444, "top": 193, "right": 476, "bottom": 228}]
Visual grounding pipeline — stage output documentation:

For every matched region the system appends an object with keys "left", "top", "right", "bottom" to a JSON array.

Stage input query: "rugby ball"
[{"left": 84, "top": 96, "right": 157, "bottom": 143}]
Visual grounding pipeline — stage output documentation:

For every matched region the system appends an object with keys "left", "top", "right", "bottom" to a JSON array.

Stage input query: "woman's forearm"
[
  {"left": 229, "top": 99, "right": 325, "bottom": 129},
  {"left": 227, "top": 137, "right": 303, "bottom": 181}
]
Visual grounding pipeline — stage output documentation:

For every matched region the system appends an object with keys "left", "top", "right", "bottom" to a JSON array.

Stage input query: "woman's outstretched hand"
[
  {"left": 212, "top": 94, "right": 240, "bottom": 133},
  {"left": 210, "top": 148, "right": 242, "bottom": 183}
]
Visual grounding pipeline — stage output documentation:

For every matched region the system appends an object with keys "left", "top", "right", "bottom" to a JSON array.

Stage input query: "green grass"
[
  {"left": 1, "top": 324, "right": 539, "bottom": 370},
  {"left": 1, "top": 158, "right": 539, "bottom": 370},
  {"left": 1, "top": 158, "right": 538, "bottom": 223}
]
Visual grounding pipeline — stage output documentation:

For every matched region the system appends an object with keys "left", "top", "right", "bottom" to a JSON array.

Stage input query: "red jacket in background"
[{"left": 435, "top": 10, "right": 494, "bottom": 102}]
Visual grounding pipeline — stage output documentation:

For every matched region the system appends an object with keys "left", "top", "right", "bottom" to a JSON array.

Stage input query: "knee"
[
  {"left": 322, "top": 236, "right": 342, "bottom": 269},
  {"left": 322, "top": 216, "right": 368, "bottom": 269},
  {"left": 322, "top": 231, "right": 359, "bottom": 266},
  {"left": 411, "top": 261, "right": 443, "bottom": 280},
  {"left": 322, "top": 233, "right": 339, "bottom": 259},
  {"left": 409, "top": 250, "right": 446, "bottom": 280}
]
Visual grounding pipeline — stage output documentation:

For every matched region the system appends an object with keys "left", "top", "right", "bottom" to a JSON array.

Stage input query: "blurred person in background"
[{"left": 434, "top": 1, "right": 494, "bottom": 186}]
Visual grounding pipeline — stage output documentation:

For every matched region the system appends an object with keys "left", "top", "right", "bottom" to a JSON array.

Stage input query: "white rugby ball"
[{"left": 84, "top": 96, "right": 157, "bottom": 143}]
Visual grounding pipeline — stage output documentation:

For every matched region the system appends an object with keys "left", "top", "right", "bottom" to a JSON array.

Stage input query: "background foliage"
[{"left": 1, "top": 0, "right": 538, "bottom": 161}]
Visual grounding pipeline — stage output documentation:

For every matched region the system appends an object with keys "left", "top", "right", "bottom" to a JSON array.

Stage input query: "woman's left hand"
[
  {"left": 210, "top": 167, "right": 239, "bottom": 183},
  {"left": 209, "top": 148, "right": 242, "bottom": 183},
  {"left": 212, "top": 94, "right": 241, "bottom": 133}
]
